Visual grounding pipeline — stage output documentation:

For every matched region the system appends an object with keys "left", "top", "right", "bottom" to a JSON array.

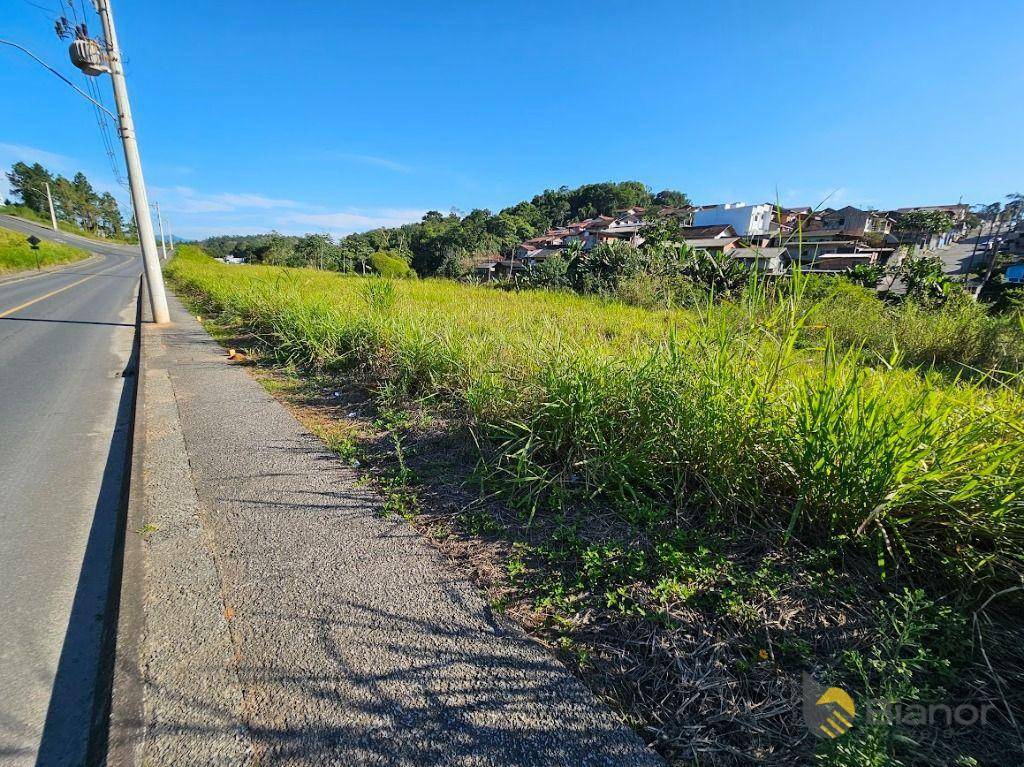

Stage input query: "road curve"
[{"left": 0, "top": 217, "right": 143, "bottom": 766}]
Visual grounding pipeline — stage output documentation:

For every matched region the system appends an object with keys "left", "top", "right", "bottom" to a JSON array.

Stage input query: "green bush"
[{"left": 369, "top": 250, "right": 416, "bottom": 278}]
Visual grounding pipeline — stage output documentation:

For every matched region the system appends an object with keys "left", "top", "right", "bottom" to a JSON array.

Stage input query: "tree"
[
  {"left": 653, "top": 189, "right": 691, "bottom": 207},
  {"left": 71, "top": 172, "right": 100, "bottom": 232},
  {"left": 294, "top": 233, "right": 338, "bottom": 269},
  {"left": 677, "top": 245, "right": 750, "bottom": 297},
  {"left": 97, "top": 193, "right": 125, "bottom": 238},
  {"left": 525, "top": 253, "right": 569, "bottom": 288},
  {"left": 1006, "top": 193, "right": 1024, "bottom": 224},
  {"left": 5, "top": 162, "right": 53, "bottom": 214},
  {"left": 895, "top": 209, "right": 956, "bottom": 234},
  {"left": 51, "top": 176, "right": 78, "bottom": 224},
  {"left": 567, "top": 239, "right": 645, "bottom": 294},
  {"left": 254, "top": 233, "right": 296, "bottom": 265},
  {"left": 895, "top": 253, "right": 956, "bottom": 308}
]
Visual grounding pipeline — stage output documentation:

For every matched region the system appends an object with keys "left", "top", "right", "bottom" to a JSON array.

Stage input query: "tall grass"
[{"left": 167, "top": 246, "right": 1024, "bottom": 593}]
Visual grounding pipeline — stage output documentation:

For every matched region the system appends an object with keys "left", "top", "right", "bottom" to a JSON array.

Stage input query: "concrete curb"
[{"left": 105, "top": 276, "right": 148, "bottom": 766}]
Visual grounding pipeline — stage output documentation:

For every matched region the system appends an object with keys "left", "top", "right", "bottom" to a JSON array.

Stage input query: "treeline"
[
  {"left": 3, "top": 162, "right": 135, "bottom": 240},
  {"left": 198, "top": 181, "right": 690, "bottom": 277}
]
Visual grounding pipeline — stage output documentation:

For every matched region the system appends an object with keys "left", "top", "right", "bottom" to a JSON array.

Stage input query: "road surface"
[
  {"left": 0, "top": 216, "right": 142, "bottom": 766},
  {"left": 935, "top": 224, "right": 1008, "bottom": 275}
]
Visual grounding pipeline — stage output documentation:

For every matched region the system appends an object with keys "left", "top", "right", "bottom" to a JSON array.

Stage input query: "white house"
[{"left": 693, "top": 202, "right": 773, "bottom": 237}]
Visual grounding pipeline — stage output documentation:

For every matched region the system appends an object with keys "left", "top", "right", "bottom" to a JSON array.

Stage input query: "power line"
[
  {"left": 0, "top": 39, "right": 116, "bottom": 117},
  {"left": 18, "top": 0, "right": 58, "bottom": 17}
]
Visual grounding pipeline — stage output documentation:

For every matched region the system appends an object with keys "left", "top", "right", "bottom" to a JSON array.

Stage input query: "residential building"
[
  {"left": 889, "top": 204, "right": 973, "bottom": 249},
  {"left": 679, "top": 224, "right": 738, "bottom": 240},
  {"left": 780, "top": 228, "right": 888, "bottom": 269},
  {"left": 730, "top": 246, "right": 788, "bottom": 274},
  {"left": 692, "top": 202, "right": 773, "bottom": 236},
  {"left": 817, "top": 206, "right": 893, "bottom": 237}
]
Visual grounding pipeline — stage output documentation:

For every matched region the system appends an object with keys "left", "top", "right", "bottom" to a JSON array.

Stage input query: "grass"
[
  {"left": 0, "top": 224, "right": 90, "bottom": 275},
  {"left": 0, "top": 204, "right": 138, "bottom": 246},
  {"left": 168, "top": 244, "right": 1024, "bottom": 765}
]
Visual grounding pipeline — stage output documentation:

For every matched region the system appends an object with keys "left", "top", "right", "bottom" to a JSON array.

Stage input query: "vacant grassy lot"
[
  {"left": 0, "top": 225, "right": 90, "bottom": 275},
  {"left": 168, "top": 245, "right": 1024, "bottom": 766}
]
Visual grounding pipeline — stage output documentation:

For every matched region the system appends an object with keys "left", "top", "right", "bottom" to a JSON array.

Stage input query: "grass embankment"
[
  {"left": 0, "top": 205, "right": 138, "bottom": 246},
  {"left": 168, "top": 245, "right": 1024, "bottom": 766},
  {"left": 0, "top": 224, "right": 90, "bottom": 275}
]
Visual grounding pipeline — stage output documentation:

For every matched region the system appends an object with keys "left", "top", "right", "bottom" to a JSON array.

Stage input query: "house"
[
  {"left": 889, "top": 204, "right": 973, "bottom": 249},
  {"left": 676, "top": 224, "right": 740, "bottom": 253},
  {"left": 679, "top": 224, "right": 738, "bottom": 240},
  {"left": 781, "top": 229, "right": 888, "bottom": 267},
  {"left": 516, "top": 219, "right": 593, "bottom": 258},
  {"left": 895, "top": 204, "right": 971, "bottom": 228},
  {"left": 656, "top": 205, "right": 695, "bottom": 226},
  {"left": 817, "top": 206, "right": 893, "bottom": 237},
  {"left": 730, "top": 247, "right": 788, "bottom": 275},
  {"left": 803, "top": 253, "right": 881, "bottom": 272},
  {"left": 578, "top": 209, "right": 648, "bottom": 248},
  {"left": 693, "top": 202, "right": 773, "bottom": 236}
]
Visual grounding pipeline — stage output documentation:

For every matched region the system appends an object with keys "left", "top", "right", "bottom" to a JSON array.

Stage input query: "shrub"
[{"left": 369, "top": 250, "right": 416, "bottom": 278}]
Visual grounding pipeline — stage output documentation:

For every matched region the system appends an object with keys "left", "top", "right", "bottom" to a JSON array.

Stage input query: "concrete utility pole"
[
  {"left": 154, "top": 201, "right": 167, "bottom": 260},
  {"left": 43, "top": 182, "right": 58, "bottom": 231},
  {"left": 93, "top": 0, "right": 170, "bottom": 323}
]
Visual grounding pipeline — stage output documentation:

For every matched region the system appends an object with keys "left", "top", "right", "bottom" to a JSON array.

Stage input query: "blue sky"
[{"left": 2, "top": 0, "right": 1022, "bottom": 239}]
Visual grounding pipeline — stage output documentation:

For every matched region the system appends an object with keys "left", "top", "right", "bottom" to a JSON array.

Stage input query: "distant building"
[
  {"left": 888, "top": 204, "right": 973, "bottom": 249},
  {"left": 679, "top": 224, "right": 738, "bottom": 240},
  {"left": 780, "top": 228, "right": 889, "bottom": 268},
  {"left": 894, "top": 204, "right": 971, "bottom": 226},
  {"left": 693, "top": 202, "right": 773, "bottom": 236},
  {"left": 730, "top": 246, "right": 788, "bottom": 275},
  {"left": 816, "top": 206, "right": 893, "bottom": 237}
]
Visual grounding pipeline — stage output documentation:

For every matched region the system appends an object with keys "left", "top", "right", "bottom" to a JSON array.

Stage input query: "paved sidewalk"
[{"left": 119, "top": 292, "right": 661, "bottom": 765}]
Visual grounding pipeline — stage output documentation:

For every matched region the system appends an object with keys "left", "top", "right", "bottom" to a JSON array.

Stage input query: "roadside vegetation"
[
  {"left": 168, "top": 244, "right": 1024, "bottom": 766},
  {"left": 0, "top": 224, "right": 89, "bottom": 274},
  {"left": 3, "top": 160, "right": 139, "bottom": 244},
  {"left": 196, "top": 181, "right": 685, "bottom": 274}
]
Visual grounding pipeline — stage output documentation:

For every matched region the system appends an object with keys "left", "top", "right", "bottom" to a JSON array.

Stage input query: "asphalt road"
[
  {"left": 936, "top": 224, "right": 1008, "bottom": 275},
  {"left": 0, "top": 216, "right": 142, "bottom": 766}
]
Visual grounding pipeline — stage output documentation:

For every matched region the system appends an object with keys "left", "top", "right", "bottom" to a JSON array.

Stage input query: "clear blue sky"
[{"left": 2, "top": 0, "right": 1022, "bottom": 239}]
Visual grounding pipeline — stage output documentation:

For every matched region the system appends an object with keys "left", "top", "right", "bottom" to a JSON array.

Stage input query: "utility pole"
[
  {"left": 90, "top": 0, "right": 170, "bottom": 323},
  {"left": 43, "top": 182, "right": 58, "bottom": 232},
  {"left": 154, "top": 201, "right": 167, "bottom": 260}
]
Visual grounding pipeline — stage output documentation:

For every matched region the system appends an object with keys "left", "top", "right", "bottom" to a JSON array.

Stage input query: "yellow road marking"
[
  {"left": 0, "top": 259, "right": 129, "bottom": 319},
  {"left": 0, "top": 253, "right": 106, "bottom": 289}
]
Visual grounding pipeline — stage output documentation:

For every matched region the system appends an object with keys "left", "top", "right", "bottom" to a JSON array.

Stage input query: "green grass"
[
  {"left": 0, "top": 224, "right": 90, "bottom": 275},
  {"left": 167, "top": 245, "right": 1024, "bottom": 592},
  {"left": 167, "top": 244, "right": 1024, "bottom": 765}
]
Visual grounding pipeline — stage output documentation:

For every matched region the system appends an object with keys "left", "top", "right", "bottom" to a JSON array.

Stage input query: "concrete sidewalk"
[{"left": 111, "top": 292, "right": 661, "bottom": 766}]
